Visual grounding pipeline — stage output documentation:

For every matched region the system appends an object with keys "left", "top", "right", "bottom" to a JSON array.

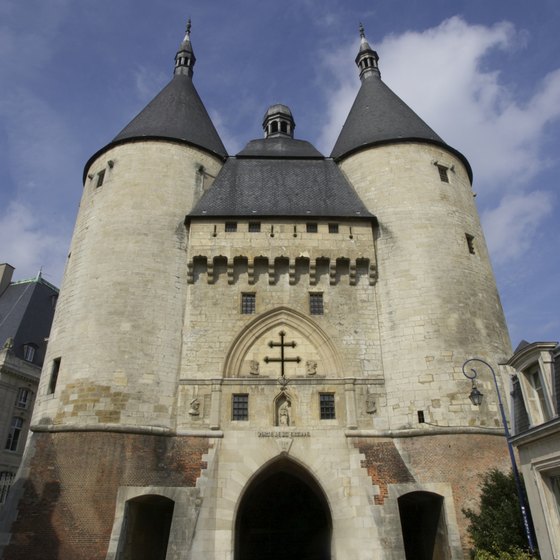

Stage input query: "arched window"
[{"left": 117, "top": 495, "right": 174, "bottom": 560}]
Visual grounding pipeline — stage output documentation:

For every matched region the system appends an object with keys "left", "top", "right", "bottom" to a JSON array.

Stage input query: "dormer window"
[{"left": 22, "top": 343, "right": 36, "bottom": 363}]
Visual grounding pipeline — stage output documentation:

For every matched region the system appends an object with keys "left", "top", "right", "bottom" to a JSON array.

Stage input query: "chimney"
[{"left": 0, "top": 263, "right": 15, "bottom": 295}]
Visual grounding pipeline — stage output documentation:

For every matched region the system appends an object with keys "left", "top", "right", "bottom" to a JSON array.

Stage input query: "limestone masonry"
[{"left": 0, "top": 23, "right": 513, "bottom": 560}]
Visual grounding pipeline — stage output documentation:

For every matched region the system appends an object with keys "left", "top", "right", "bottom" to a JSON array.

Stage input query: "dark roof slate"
[
  {"left": 331, "top": 74, "right": 443, "bottom": 158},
  {"left": 189, "top": 151, "right": 373, "bottom": 219},
  {"left": 237, "top": 137, "right": 323, "bottom": 159},
  {"left": 0, "top": 278, "right": 58, "bottom": 366},
  {"left": 112, "top": 74, "right": 227, "bottom": 159}
]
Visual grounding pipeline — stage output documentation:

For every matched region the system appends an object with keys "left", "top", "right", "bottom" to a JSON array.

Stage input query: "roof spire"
[
  {"left": 355, "top": 23, "right": 380, "bottom": 80},
  {"left": 174, "top": 18, "right": 196, "bottom": 77}
]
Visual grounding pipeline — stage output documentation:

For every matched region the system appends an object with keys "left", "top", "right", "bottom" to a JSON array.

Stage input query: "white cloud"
[
  {"left": 0, "top": 202, "right": 67, "bottom": 284},
  {"left": 481, "top": 192, "right": 554, "bottom": 264},
  {"left": 318, "top": 16, "right": 560, "bottom": 265}
]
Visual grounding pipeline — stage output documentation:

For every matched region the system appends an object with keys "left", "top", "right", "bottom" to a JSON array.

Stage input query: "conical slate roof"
[
  {"left": 331, "top": 73, "right": 444, "bottom": 160},
  {"left": 112, "top": 73, "right": 227, "bottom": 159},
  {"left": 331, "top": 27, "right": 472, "bottom": 181}
]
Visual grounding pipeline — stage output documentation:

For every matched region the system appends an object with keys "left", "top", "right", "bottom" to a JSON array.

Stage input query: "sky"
[{"left": 0, "top": 0, "right": 559, "bottom": 348}]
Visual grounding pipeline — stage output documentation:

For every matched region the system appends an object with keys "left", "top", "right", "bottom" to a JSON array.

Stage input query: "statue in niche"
[
  {"left": 277, "top": 400, "right": 291, "bottom": 426},
  {"left": 365, "top": 393, "right": 377, "bottom": 415},
  {"left": 306, "top": 360, "right": 317, "bottom": 375},
  {"left": 188, "top": 398, "right": 201, "bottom": 416},
  {"left": 249, "top": 360, "right": 260, "bottom": 376}
]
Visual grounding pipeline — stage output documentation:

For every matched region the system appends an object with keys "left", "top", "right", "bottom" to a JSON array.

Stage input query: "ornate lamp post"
[{"left": 462, "top": 358, "right": 536, "bottom": 554}]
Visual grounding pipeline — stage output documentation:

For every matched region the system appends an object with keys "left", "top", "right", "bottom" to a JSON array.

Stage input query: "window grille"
[
  {"left": 232, "top": 394, "right": 249, "bottom": 421},
  {"left": 309, "top": 293, "right": 324, "bottom": 315},
  {"left": 320, "top": 393, "right": 335, "bottom": 419},
  {"left": 241, "top": 293, "right": 256, "bottom": 314}
]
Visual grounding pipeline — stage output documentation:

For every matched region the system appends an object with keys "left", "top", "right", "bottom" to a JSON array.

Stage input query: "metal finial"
[
  {"left": 359, "top": 22, "right": 365, "bottom": 39},
  {"left": 186, "top": 18, "right": 192, "bottom": 37}
]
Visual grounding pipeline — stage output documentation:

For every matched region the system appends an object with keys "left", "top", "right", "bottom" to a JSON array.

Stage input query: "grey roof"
[
  {"left": 0, "top": 276, "right": 58, "bottom": 367},
  {"left": 331, "top": 74, "right": 443, "bottom": 159},
  {"left": 330, "top": 74, "right": 473, "bottom": 180},
  {"left": 189, "top": 140, "right": 373, "bottom": 219},
  {"left": 238, "top": 137, "right": 323, "bottom": 158},
  {"left": 112, "top": 74, "right": 227, "bottom": 158}
]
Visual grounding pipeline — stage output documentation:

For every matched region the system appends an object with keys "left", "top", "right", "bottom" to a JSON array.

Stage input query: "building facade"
[
  {"left": 509, "top": 341, "right": 560, "bottom": 559},
  {"left": 1, "top": 25, "right": 514, "bottom": 559},
  {"left": 0, "top": 264, "right": 58, "bottom": 508}
]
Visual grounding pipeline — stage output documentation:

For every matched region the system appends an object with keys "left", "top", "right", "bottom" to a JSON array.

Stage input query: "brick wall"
[{"left": 3, "top": 431, "right": 210, "bottom": 560}]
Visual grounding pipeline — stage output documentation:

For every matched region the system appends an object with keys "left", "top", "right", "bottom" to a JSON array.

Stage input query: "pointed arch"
[
  {"left": 223, "top": 306, "right": 343, "bottom": 378},
  {"left": 234, "top": 456, "right": 332, "bottom": 560}
]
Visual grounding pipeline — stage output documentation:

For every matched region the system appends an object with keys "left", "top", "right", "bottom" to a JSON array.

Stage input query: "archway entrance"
[
  {"left": 398, "top": 491, "right": 450, "bottom": 560},
  {"left": 117, "top": 495, "right": 174, "bottom": 560},
  {"left": 235, "top": 460, "right": 332, "bottom": 560}
]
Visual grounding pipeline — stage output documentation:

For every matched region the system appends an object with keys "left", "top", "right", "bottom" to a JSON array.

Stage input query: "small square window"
[
  {"left": 232, "top": 394, "right": 249, "bottom": 421},
  {"left": 328, "top": 223, "right": 339, "bottom": 234},
  {"left": 309, "top": 293, "right": 324, "bottom": 315},
  {"left": 319, "top": 393, "right": 335, "bottom": 419},
  {"left": 96, "top": 169, "right": 106, "bottom": 188},
  {"left": 437, "top": 165, "right": 449, "bottom": 183},
  {"left": 306, "top": 223, "right": 318, "bottom": 233},
  {"left": 241, "top": 293, "right": 256, "bottom": 314},
  {"left": 225, "top": 222, "right": 237, "bottom": 232},
  {"left": 248, "top": 222, "right": 261, "bottom": 233},
  {"left": 465, "top": 233, "right": 475, "bottom": 255}
]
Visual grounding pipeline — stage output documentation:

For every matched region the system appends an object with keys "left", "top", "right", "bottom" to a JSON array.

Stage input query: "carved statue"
[
  {"left": 249, "top": 360, "right": 260, "bottom": 375},
  {"left": 188, "top": 398, "right": 201, "bottom": 416},
  {"left": 366, "top": 393, "right": 377, "bottom": 415},
  {"left": 278, "top": 401, "right": 290, "bottom": 426},
  {"left": 2, "top": 337, "right": 14, "bottom": 350},
  {"left": 306, "top": 360, "right": 317, "bottom": 375}
]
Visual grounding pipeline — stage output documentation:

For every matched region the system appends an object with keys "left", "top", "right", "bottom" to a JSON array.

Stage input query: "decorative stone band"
[{"left": 187, "top": 255, "right": 377, "bottom": 286}]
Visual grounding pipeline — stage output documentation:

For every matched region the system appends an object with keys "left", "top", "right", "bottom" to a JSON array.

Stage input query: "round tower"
[
  {"left": 332, "top": 26, "right": 512, "bottom": 430},
  {"left": 34, "top": 22, "right": 227, "bottom": 431}
]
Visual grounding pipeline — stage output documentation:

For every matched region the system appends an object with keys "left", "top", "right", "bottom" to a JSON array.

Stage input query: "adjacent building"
[
  {"left": 0, "top": 25, "right": 515, "bottom": 559},
  {"left": 0, "top": 264, "right": 58, "bottom": 508},
  {"left": 509, "top": 340, "right": 560, "bottom": 559}
]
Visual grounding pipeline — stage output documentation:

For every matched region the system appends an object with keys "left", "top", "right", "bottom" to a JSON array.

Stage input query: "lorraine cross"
[{"left": 264, "top": 330, "right": 301, "bottom": 379}]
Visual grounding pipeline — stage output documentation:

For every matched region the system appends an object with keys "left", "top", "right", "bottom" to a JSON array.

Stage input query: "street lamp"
[{"left": 462, "top": 358, "right": 536, "bottom": 554}]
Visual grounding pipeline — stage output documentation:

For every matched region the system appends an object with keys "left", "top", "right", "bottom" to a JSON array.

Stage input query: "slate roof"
[
  {"left": 330, "top": 73, "right": 473, "bottom": 181},
  {"left": 112, "top": 74, "right": 227, "bottom": 158},
  {"left": 0, "top": 276, "right": 58, "bottom": 367},
  {"left": 189, "top": 138, "right": 373, "bottom": 219}
]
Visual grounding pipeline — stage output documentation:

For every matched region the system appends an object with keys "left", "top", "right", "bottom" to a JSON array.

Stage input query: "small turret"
[
  {"left": 263, "top": 104, "right": 295, "bottom": 139},
  {"left": 174, "top": 19, "right": 196, "bottom": 77},
  {"left": 356, "top": 24, "right": 380, "bottom": 80}
]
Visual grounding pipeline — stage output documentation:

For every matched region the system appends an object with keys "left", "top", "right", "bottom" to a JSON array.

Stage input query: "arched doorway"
[
  {"left": 117, "top": 495, "right": 174, "bottom": 560},
  {"left": 235, "top": 459, "right": 332, "bottom": 560},
  {"left": 398, "top": 491, "right": 450, "bottom": 560}
]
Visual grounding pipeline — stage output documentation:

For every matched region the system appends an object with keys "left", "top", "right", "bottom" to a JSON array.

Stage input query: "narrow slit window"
[
  {"left": 319, "top": 393, "right": 335, "bottom": 419},
  {"left": 248, "top": 222, "right": 261, "bottom": 233},
  {"left": 241, "top": 293, "right": 256, "bottom": 314},
  {"left": 96, "top": 169, "right": 106, "bottom": 188},
  {"left": 48, "top": 358, "right": 61, "bottom": 395},
  {"left": 232, "top": 394, "right": 249, "bottom": 421},
  {"left": 309, "top": 293, "right": 324, "bottom": 315},
  {"left": 306, "top": 223, "right": 318, "bottom": 233},
  {"left": 465, "top": 233, "right": 475, "bottom": 255},
  {"left": 437, "top": 165, "right": 449, "bottom": 183},
  {"left": 225, "top": 222, "right": 237, "bottom": 232}
]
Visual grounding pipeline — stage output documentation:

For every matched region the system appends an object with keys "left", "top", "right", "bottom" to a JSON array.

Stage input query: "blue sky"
[{"left": 1, "top": 0, "right": 559, "bottom": 348}]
